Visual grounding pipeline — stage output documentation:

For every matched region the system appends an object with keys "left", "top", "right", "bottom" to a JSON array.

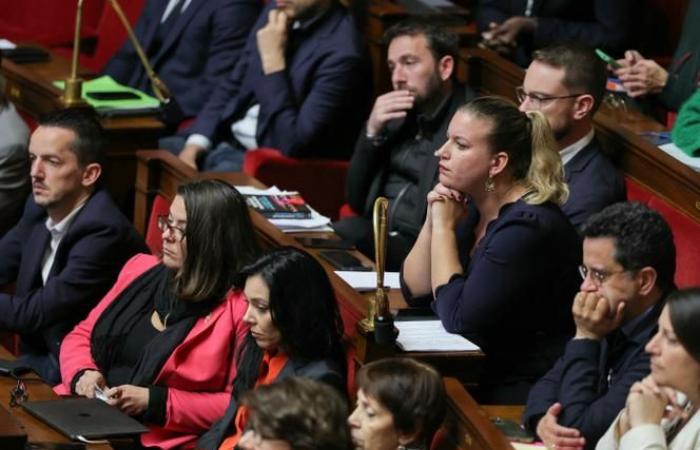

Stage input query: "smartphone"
[
  {"left": 595, "top": 48, "right": 622, "bottom": 69},
  {"left": 490, "top": 417, "right": 535, "bottom": 443},
  {"left": 318, "top": 250, "right": 371, "bottom": 271},
  {"left": 86, "top": 91, "right": 141, "bottom": 101},
  {"left": 295, "top": 237, "right": 355, "bottom": 250}
]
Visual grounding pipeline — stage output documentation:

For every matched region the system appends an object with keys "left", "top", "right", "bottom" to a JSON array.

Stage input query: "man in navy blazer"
[
  {"left": 104, "top": 0, "right": 260, "bottom": 118},
  {"left": 166, "top": 0, "right": 370, "bottom": 172},
  {"left": 518, "top": 43, "right": 625, "bottom": 229},
  {"left": 523, "top": 203, "right": 676, "bottom": 450},
  {"left": 0, "top": 110, "right": 147, "bottom": 385}
]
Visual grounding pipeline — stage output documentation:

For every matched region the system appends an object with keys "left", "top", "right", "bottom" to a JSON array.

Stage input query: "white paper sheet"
[
  {"left": 235, "top": 185, "right": 331, "bottom": 232},
  {"left": 334, "top": 271, "right": 400, "bottom": 291},
  {"left": 0, "top": 39, "right": 16, "bottom": 50},
  {"left": 659, "top": 142, "right": 700, "bottom": 172},
  {"left": 395, "top": 320, "right": 481, "bottom": 352}
]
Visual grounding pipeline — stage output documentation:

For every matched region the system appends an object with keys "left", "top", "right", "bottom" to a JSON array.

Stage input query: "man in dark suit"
[
  {"left": 523, "top": 202, "right": 676, "bottom": 450},
  {"left": 104, "top": 0, "right": 260, "bottom": 118},
  {"left": 0, "top": 110, "right": 147, "bottom": 385},
  {"left": 333, "top": 19, "right": 474, "bottom": 270},
  {"left": 163, "top": 0, "right": 370, "bottom": 172},
  {"left": 518, "top": 42, "right": 625, "bottom": 229}
]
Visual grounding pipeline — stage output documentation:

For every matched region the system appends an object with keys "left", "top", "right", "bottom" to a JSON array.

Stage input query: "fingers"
[{"left": 546, "top": 402, "right": 562, "bottom": 417}]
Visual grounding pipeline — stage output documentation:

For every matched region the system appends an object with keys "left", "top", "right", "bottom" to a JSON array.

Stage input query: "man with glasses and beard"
[
  {"left": 518, "top": 42, "right": 625, "bottom": 229},
  {"left": 523, "top": 202, "right": 676, "bottom": 450},
  {"left": 333, "top": 19, "right": 474, "bottom": 270}
]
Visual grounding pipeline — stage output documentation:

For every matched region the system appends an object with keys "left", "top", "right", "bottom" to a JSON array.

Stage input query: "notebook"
[{"left": 22, "top": 398, "right": 148, "bottom": 440}]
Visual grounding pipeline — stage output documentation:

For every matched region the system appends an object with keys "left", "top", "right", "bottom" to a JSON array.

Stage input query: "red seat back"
[
  {"left": 145, "top": 194, "right": 170, "bottom": 256},
  {"left": 625, "top": 177, "right": 700, "bottom": 288}
]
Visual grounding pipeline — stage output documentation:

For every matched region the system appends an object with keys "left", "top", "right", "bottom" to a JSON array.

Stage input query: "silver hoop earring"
[{"left": 485, "top": 176, "right": 495, "bottom": 192}]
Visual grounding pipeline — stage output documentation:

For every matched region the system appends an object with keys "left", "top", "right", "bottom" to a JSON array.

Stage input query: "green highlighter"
[{"left": 596, "top": 48, "right": 622, "bottom": 69}]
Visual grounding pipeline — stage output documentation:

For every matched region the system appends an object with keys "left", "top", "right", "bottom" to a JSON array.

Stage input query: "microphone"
[{"left": 372, "top": 197, "right": 397, "bottom": 345}]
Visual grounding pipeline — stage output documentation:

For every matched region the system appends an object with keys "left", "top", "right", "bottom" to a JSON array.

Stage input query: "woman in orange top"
[{"left": 197, "top": 247, "right": 347, "bottom": 450}]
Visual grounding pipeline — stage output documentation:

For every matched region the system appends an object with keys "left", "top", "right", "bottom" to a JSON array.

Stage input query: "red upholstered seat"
[
  {"left": 145, "top": 194, "right": 170, "bottom": 256},
  {"left": 243, "top": 148, "right": 349, "bottom": 220},
  {"left": 625, "top": 177, "right": 700, "bottom": 288}
]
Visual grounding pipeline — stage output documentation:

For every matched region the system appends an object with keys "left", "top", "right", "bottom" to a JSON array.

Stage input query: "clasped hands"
[
  {"left": 617, "top": 375, "right": 687, "bottom": 436},
  {"left": 426, "top": 183, "right": 468, "bottom": 229},
  {"left": 479, "top": 17, "right": 537, "bottom": 56},
  {"left": 75, "top": 370, "right": 149, "bottom": 416},
  {"left": 612, "top": 50, "right": 669, "bottom": 98}
]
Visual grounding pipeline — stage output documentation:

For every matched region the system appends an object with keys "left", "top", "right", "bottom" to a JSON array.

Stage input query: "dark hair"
[
  {"left": 668, "top": 288, "right": 700, "bottom": 363},
  {"left": 581, "top": 202, "right": 676, "bottom": 291},
  {"left": 233, "top": 248, "right": 345, "bottom": 399},
  {"left": 175, "top": 180, "right": 260, "bottom": 302},
  {"left": 37, "top": 108, "right": 105, "bottom": 167},
  {"left": 356, "top": 358, "right": 446, "bottom": 447},
  {"left": 531, "top": 42, "right": 607, "bottom": 114},
  {"left": 458, "top": 96, "right": 568, "bottom": 205},
  {"left": 384, "top": 18, "right": 459, "bottom": 63},
  {"left": 242, "top": 377, "right": 350, "bottom": 450}
]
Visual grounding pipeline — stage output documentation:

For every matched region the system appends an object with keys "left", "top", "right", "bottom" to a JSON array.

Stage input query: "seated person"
[
  {"left": 672, "top": 88, "right": 700, "bottom": 156},
  {"left": 197, "top": 247, "right": 347, "bottom": 450},
  {"left": 238, "top": 377, "right": 349, "bottom": 450},
  {"left": 333, "top": 19, "right": 475, "bottom": 270},
  {"left": 401, "top": 96, "right": 582, "bottom": 404},
  {"left": 0, "top": 62, "right": 30, "bottom": 235},
  {"left": 349, "top": 358, "right": 446, "bottom": 450},
  {"left": 104, "top": 0, "right": 260, "bottom": 119},
  {"left": 162, "top": 0, "right": 370, "bottom": 172},
  {"left": 56, "top": 180, "right": 260, "bottom": 449},
  {"left": 518, "top": 43, "right": 625, "bottom": 229},
  {"left": 596, "top": 288, "right": 700, "bottom": 450},
  {"left": 524, "top": 202, "right": 677, "bottom": 450},
  {"left": 477, "top": 0, "right": 629, "bottom": 67},
  {"left": 0, "top": 109, "right": 147, "bottom": 384},
  {"left": 612, "top": 0, "right": 700, "bottom": 112}
]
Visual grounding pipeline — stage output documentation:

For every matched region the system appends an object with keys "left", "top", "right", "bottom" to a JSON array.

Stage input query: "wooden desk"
[
  {"left": 134, "top": 150, "right": 485, "bottom": 383},
  {"left": 1, "top": 49, "right": 165, "bottom": 217},
  {"left": 459, "top": 47, "right": 700, "bottom": 223},
  {"left": 0, "top": 347, "right": 112, "bottom": 449}
]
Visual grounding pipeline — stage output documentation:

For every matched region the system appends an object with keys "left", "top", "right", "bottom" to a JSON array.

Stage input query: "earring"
[{"left": 484, "top": 176, "right": 495, "bottom": 192}]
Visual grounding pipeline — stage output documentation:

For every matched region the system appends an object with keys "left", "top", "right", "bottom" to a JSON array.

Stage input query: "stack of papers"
[
  {"left": 53, "top": 75, "right": 160, "bottom": 114},
  {"left": 395, "top": 320, "right": 481, "bottom": 352},
  {"left": 235, "top": 186, "right": 332, "bottom": 232},
  {"left": 334, "top": 271, "right": 400, "bottom": 291}
]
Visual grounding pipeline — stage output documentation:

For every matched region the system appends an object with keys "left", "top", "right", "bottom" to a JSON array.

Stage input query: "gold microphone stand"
[
  {"left": 61, "top": 0, "right": 89, "bottom": 107},
  {"left": 358, "top": 197, "right": 389, "bottom": 334}
]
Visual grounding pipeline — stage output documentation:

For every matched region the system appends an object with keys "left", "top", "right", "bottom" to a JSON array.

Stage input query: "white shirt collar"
[
  {"left": 560, "top": 129, "right": 594, "bottom": 166},
  {"left": 45, "top": 200, "right": 87, "bottom": 236}
]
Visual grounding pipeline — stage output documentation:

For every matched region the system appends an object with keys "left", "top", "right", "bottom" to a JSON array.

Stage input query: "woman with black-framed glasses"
[{"left": 55, "top": 179, "right": 260, "bottom": 449}]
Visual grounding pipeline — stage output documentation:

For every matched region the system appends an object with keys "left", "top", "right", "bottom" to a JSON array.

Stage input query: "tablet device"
[{"left": 318, "top": 250, "right": 371, "bottom": 271}]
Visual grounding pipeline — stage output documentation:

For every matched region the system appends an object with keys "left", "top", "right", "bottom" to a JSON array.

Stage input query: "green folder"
[{"left": 53, "top": 75, "right": 160, "bottom": 113}]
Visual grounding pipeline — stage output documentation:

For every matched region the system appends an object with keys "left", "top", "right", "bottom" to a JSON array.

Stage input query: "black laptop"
[{"left": 22, "top": 398, "right": 148, "bottom": 440}]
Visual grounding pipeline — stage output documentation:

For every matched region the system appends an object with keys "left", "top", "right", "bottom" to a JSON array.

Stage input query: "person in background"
[
  {"left": 162, "top": 0, "right": 370, "bottom": 172},
  {"left": 518, "top": 43, "right": 625, "bottom": 229},
  {"left": 238, "top": 377, "right": 350, "bottom": 450},
  {"left": 56, "top": 180, "right": 260, "bottom": 449},
  {"left": 0, "top": 52, "right": 30, "bottom": 236},
  {"left": 596, "top": 288, "right": 700, "bottom": 450},
  {"left": 104, "top": 0, "right": 260, "bottom": 119},
  {"left": 401, "top": 96, "right": 581, "bottom": 403},
  {"left": 613, "top": 0, "right": 700, "bottom": 112},
  {"left": 524, "top": 202, "right": 677, "bottom": 450},
  {"left": 0, "top": 109, "right": 147, "bottom": 384},
  {"left": 334, "top": 19, "right": 474, "bottom": 270},
  {"left": 198, "top": 247, "right": 347, "bottom": 450},
  {"left": 349, "top": 358, "right": 446, "bottom": 450},
  {"left": 477, "top": 0, "right": 629, "bottom": 67}
]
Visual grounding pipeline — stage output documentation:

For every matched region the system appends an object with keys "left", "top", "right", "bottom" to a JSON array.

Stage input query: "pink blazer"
[{"left": 55, "top": 254, "right": 248, "bottom": 449}]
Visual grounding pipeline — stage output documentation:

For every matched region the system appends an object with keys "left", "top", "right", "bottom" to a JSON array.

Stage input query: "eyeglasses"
[
  {"left": 515, "top": 86, "right": 585, "bottom": 108},
  {"left": 578, "top": 264, "right": 630, "bottom": 286},
  {"left": 157, "top": 215, "right": 186, "bottom": 241}
]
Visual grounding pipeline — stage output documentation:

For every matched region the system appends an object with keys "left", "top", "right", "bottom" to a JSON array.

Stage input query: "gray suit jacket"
[{"left": 0, "top": 103, "right": 29, "bottom": 235}]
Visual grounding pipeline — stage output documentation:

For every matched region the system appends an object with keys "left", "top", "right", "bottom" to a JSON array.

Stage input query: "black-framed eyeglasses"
[
  {"left": 578, "top": 264, "right": 630, "bottom": 286},
  {"left": 157, "top": 215, "right": 186, "bottom": 241},
  {"left": 515, "top": 86, "right": 585, "bottom": 107}
]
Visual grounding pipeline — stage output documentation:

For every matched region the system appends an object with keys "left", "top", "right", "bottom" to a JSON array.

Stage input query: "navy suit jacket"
[
  {"left": 104, "top": 0, "right": 260, "bottom": 118},
  {"left": 562, "top": 138, "right": 625, "bottom": 229},
  {"left": 523, "top": 300, "right": 664, "bottom": 449},
  {"left": 197, "top": 356, "right": 345, "bottom": 450},
  {"left": 188, "top": 1, "right": 370, "bottom": 159},
  {"left": 477, "top": 0, "right": 629, "bottom": 66},
  {"left": 0, "top": 189, "right": 147, "bottom": 383}
]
